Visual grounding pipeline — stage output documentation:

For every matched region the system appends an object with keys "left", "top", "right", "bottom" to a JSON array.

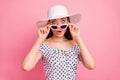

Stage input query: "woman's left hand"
[{"left": 69, "top": 23, "right": 80, "bottom": 42}]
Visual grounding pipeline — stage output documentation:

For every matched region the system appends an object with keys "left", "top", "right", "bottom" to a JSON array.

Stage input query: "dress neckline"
[{"left": 42, "top": 43, "right": 77, "bottom": 52}]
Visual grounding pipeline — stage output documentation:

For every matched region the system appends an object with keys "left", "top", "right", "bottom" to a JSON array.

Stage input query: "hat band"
[{"left": 48, "top": 14, "right": 69, "bottom": 20}]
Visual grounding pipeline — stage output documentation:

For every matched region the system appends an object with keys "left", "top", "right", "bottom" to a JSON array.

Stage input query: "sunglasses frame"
[{"left": 50, "top": 24, "right": 68, "bottom": 30}]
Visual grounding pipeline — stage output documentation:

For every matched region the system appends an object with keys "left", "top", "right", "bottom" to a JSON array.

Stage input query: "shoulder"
[{"left": 67, "top": 40, "right": 77, "bottom": 46}]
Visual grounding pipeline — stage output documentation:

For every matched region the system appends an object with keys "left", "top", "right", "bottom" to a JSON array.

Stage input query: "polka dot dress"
[{"left": 39, "top": 43, "right": 80, "bottom": 80}]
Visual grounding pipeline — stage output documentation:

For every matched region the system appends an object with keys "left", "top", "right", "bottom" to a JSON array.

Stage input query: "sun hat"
[{"left": 36, "top": 5, "right": 81, "bottom": 28}]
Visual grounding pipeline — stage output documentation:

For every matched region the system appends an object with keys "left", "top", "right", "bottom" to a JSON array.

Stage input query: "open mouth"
[
  {"left": 57, "top": 30, "right": 62, "bottom": 34},
  {"left": 57, "top": 31, "right": 62, "bottom": 32}
]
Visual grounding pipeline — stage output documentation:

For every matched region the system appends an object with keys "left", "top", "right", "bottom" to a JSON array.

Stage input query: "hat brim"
[{"left": 36, "top": 14, "right": 81, "bottom": 28}]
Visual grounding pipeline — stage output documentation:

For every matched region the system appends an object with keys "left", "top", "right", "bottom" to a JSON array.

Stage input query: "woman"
[{"left": 22, "top": 5, "right": 96, "bottom": 80}]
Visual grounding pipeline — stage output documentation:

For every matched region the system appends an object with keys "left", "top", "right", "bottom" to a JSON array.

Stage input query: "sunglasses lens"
[
  {"left": 60, "top": 25, "right": 67, "bottom": 29},
  {"left": 51, "top": 25, "right": 68, "bottom": 30},
  {"left": 51, "top": 26, "right": 57, "bottom": 29}
]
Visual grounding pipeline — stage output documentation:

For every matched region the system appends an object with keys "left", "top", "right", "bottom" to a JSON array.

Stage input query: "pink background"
[{"left": 0, "top": 0, "right": 120, "bottom": 80}]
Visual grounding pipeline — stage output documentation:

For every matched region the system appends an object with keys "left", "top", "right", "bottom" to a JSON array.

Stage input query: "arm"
[
  {"left": 69, "top": 23, "right": 96, "bottom": 70},
  {"left": 21, "top": 25, "right": 50, "bottom": 71},
  {"left": 21, "top": 38, "right": 43, "bottom": 71},
  {"left": 76, "top": 37, "right": 96, "bottom": 70}
]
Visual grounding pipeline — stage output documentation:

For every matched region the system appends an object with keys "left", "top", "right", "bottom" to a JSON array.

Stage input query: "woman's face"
[{"left": 49, "top": 17, "right": 69, "bottom": 38}]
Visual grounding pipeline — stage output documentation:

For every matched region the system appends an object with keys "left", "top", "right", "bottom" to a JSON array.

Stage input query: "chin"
[{"left": 55, "top": 34, "right": 64, "bottom": 38}]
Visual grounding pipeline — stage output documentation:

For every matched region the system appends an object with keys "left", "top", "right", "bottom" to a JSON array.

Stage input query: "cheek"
[
  {"left": 51, "top": 30, "right": 56, "bottom": 33},
  {"left": 62, "top": 30, "right": 67, "bottom": 33}
]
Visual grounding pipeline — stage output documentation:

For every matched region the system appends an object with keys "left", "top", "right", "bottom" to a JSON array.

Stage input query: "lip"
[
  {"left": 57, "top": 31, "right": 62, "bottom": 32},
  {"left": 56, "top": 30, "right": 62, "bottom": 34}
]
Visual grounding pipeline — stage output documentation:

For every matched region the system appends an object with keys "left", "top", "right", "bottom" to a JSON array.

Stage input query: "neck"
[{"left": 51, "top": 36, "right": 67, "bottom": 42}]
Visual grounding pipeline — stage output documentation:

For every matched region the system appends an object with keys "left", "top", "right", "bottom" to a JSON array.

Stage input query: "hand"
[
  {"left": 69, "top": 23, "right": 80, "bottom": 42},
  {"left": 37, "top": 24, "right": 50, "bottom": 41}
]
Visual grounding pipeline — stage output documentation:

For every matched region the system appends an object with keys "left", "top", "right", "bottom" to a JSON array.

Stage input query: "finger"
[
  {"left": 76, "top": 26, "right": 80, "bottom": 31},
  {"left": 46, "top": 24, "right": 51, "bottom": 33},
  {"left": 42, "top": 27, "right": 47, "bottom": 34},
  {"left": 41, "top": 27, "right": 45, "bottom": 34},
  {"left": 40, "top": 28, "right": 43, "bottom": 34},
  {"left": 46, "top": 24, "right": 50, "bottom": 30},
  {"left": 74, "top": 26, "right": 78, "bottom": 31},
  {"left": 43, "top": 28, "right": 46, "bottom": 34},
  {"left": 44, "top": 28, "right": 47, "bottom": 34},
  {"left": 41, "top": 25, "right": 48, "bottom": 34},
  {"left": 69, "top": 23, "right": 75, "bottom": 27},
  {"left": 73, "top": 26, "right": 76, "bottom": 31},
  {"left": 69, "top": 24, "right": 72, "bottom": 31},
  {"left": 72, "top": 24, "right": 77, "bottom": 30},
  {"left": 76, "top": 27, "right": 79, "bottom": 31},
  {"left": 69, "top": 24, "right": 74, "bottom": 31},
  {"left": 38, "top": 28, "right": 42, "bottom": 34},
  {"left": 72, "top": 25, "right": 76, "bottom": 31},
  {"left": 77, "top": 28, "right": 80, "bottom": 31},
  {"left": 44, "top": 28, "right": 48, "bottom": 34}
]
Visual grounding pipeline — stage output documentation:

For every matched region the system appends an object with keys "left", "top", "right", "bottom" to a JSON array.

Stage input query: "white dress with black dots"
[{"left": 39, "top": 43, "right": 80, "bottom": 80}]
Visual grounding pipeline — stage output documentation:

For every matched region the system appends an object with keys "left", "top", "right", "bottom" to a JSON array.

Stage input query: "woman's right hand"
[
  {"left": 22, "top": 25, "right": 50, "bottom": 71},
  {"left": 37, "top": 24, "right": 50, "bottom": 41}
]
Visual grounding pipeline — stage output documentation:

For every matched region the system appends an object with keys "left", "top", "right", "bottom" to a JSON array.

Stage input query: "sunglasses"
[{"left": 50, "top": 24, "right": 68, "bottom": 30}]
